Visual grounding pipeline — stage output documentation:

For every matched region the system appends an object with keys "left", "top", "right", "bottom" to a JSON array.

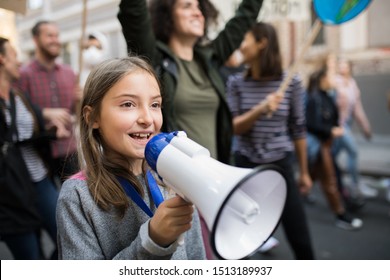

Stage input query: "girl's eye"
[
  {"left": 151, "top": 102, "right": 161, "bottom": 109},
  {"left": 121, "top": 101, "right": 134, "bottom": 108}
]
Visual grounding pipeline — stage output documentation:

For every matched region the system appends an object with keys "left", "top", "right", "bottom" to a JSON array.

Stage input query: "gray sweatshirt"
[{"left": 56, "top": 176, "right": 206, "bottom": 260}]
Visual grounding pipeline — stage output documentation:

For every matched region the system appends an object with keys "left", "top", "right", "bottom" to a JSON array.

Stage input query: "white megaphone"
[{"left": 145, "top": 131, "right": 287, "bottom": 260}]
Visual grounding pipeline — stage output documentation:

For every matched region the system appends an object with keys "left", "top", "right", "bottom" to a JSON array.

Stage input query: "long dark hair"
[
  {"left": 149, "top": 0, "right": 219, "bottom": 44},
  {"left": 0, "top": 36, "right": 9, "bottom": 55},
  {"left": 307, "top": 66, "right": 327, "bottom": 94},
  {"left": 247, "top": 22, "right": 282, "bottom": 79}
]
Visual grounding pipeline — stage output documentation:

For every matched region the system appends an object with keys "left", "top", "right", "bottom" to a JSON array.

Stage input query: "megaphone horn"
[{"left": 145, "top": 131, "right": 287, "bottom": 260}]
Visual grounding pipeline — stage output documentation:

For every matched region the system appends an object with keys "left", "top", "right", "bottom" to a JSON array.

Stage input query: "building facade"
[{"left": 14, "top": 0, "right": 126, "bottom": 72}]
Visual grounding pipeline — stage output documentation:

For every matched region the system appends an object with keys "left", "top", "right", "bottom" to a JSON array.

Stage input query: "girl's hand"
[{"left": 149, "top": 196, "right": 194, "bottom": 247}]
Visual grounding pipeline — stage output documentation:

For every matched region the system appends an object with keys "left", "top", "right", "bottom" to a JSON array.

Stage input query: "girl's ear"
[
  {"left": 83, "top": 105, "right": 99, "bottom": 129},
  {"left": 257, "top": 38, "right": 268, "bottom": 51}
]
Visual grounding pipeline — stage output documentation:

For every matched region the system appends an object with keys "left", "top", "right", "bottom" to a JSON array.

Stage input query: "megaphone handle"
[
  {"left": 165, "top": 191, "right": 188, "bottom": 246},
  {"left": 175, "top": 194, "right": 190, "bottom": 246},
  {"left": 175, "top": 194, "right": 194, "bottom": 246},
  {"left": 177, "top": 234, "right": 185, "bottom": 246}
]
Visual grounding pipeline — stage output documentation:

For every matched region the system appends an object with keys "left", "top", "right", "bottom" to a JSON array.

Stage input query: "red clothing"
[{"left": 17, "top": 59, "right": 77, "bottom": 158}]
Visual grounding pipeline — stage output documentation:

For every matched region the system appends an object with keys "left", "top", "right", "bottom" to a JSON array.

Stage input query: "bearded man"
[{"left": 17, "top": 20, "right": 79, "bottom": 184}]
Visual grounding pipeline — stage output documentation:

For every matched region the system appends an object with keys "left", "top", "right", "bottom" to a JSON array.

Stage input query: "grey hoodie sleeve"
[{"left": 56, "top": 179, "right": 182, "bottom": 260}]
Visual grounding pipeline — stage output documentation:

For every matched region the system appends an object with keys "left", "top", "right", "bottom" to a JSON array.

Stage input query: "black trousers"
[{"left": 234, "top": 152, "right": 315, "bottom": 260}]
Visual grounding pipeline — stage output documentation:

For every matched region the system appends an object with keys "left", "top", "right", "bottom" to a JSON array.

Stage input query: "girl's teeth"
[{"left": 131, "top": 133, "right": 151, "bottom": 139}]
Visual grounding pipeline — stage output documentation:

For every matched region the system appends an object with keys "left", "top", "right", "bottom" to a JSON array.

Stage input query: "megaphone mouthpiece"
[{"left": 226, "top": 189, "right": 260, "bottom": 225}]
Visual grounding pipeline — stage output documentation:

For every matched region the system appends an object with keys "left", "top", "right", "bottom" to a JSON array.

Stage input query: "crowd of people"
[{"left": 0, "top": 0, "right": 384, "bottom": 260}]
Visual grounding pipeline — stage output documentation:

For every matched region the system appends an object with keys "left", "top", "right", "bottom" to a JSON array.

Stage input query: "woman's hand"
[
  {"left": 331, "top": 126, "right": 344, "bottom": 138},
  {"left": 266, "top": 92, "right": 283, "bottom": 113},
  {"left": 43, "top": 108, "right": 73, "bottom": 126},
  {"left": 43, "top": 110, "right": 75, "bottom": 139},
  {"left": 298, "top": 172, "right": 312, "bottom": 195},
  {"left": 50, "top": 119, "right": 71, "bottom": 139},
  {"left": 363, "top": 128, "right": 372, "bottom": 140},
  {"left": 149, "top": 196, "right": 194, "bottom": 247},
  {"left": 263, "top": 92, "right": 284, "bottom": 117}
]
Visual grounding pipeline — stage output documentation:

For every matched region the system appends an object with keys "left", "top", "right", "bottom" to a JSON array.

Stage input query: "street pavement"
[
  {"left": 1, "top": 134, "right": 390, "bottom": 260},
  {"left": 250, "top": 134, "right": 390, "bottom": 260},
  {"left": 250, "top": 179, "right": 390, "bottom": 260}
]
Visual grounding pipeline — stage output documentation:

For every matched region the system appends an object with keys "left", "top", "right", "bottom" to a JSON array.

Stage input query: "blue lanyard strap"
[
  {"left": 146, "top": 170, "right": 164, "bottom": 208},
  {"left": 117, "top": 171, "right": 164, "bottom": 218}
]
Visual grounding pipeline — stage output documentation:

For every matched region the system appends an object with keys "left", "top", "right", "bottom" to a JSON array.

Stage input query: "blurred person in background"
[
  {"left": 79, "top": 32, "right": 110, "bottom": 88},
  {"left": 1, "top": 37, "right": 68, "bottom": 259},
  {"left": 333, "top": 57, "right": 376, "bottom": 199},
  {"left": 16, "top": 20, "right": 79, "bottom": 184},
  {"left": 226, "top": 22, "right": 314, "bottom": 259},
  {"left": 219, "top": 49, "right": 245, "bottom": 86},
  {"left": 306, "top": 66, "right": 363, "bottom": 230}
]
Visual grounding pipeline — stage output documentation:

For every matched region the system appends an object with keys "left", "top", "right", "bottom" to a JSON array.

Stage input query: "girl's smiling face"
[{"left": 92, "top": 70, "right": 163, "bottom": 163}]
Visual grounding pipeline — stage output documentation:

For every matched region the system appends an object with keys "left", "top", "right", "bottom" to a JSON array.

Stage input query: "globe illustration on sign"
[{"left": 313, "top": 0, "right": 372, "bottom": 25}]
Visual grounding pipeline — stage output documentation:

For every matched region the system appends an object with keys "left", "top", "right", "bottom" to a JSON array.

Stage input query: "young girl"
[{"left": 56, "top": 57, "right": 206, "bottom": 260}]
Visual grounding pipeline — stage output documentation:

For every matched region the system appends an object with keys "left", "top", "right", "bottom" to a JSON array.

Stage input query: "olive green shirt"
[
  {"left": 118, "top": 0, "right": 264, "bottom": 163},
  {"left": 175, "top": 58, "right": 219, "bottom": 158}
]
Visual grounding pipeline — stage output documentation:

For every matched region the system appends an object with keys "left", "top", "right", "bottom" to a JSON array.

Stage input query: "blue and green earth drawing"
[{"left": 313, "top": 0, "right": 372, "bottom": 24}]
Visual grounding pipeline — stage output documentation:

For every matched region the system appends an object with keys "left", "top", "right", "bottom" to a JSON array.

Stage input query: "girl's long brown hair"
[{"left": 79, "top": 56, "right": 161, "bottom": 217}]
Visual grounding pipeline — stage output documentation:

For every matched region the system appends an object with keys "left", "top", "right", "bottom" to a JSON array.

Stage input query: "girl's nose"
[{"left": 137, "top": 107, "right": 153, "bottom": 126}]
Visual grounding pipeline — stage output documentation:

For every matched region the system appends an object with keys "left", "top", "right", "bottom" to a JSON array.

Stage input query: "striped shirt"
[
  {"left": 16, "top": 59, "right": 77, "bottom": 158},
  {"left": 226, "top": 72, "right": 306, "bottom": 164},
  {"left": 4, "top": 95, "right": 47, "bottom": 182}
]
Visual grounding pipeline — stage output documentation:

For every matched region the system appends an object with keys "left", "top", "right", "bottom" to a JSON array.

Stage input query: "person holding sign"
[{"left": 226, "top": 22, "right": 314, "bottom": 259}]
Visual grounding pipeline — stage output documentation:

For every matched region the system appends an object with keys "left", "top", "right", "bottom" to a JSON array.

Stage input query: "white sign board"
[{"left": 259, "top": 0, "right": 311, "bottom": 21}]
